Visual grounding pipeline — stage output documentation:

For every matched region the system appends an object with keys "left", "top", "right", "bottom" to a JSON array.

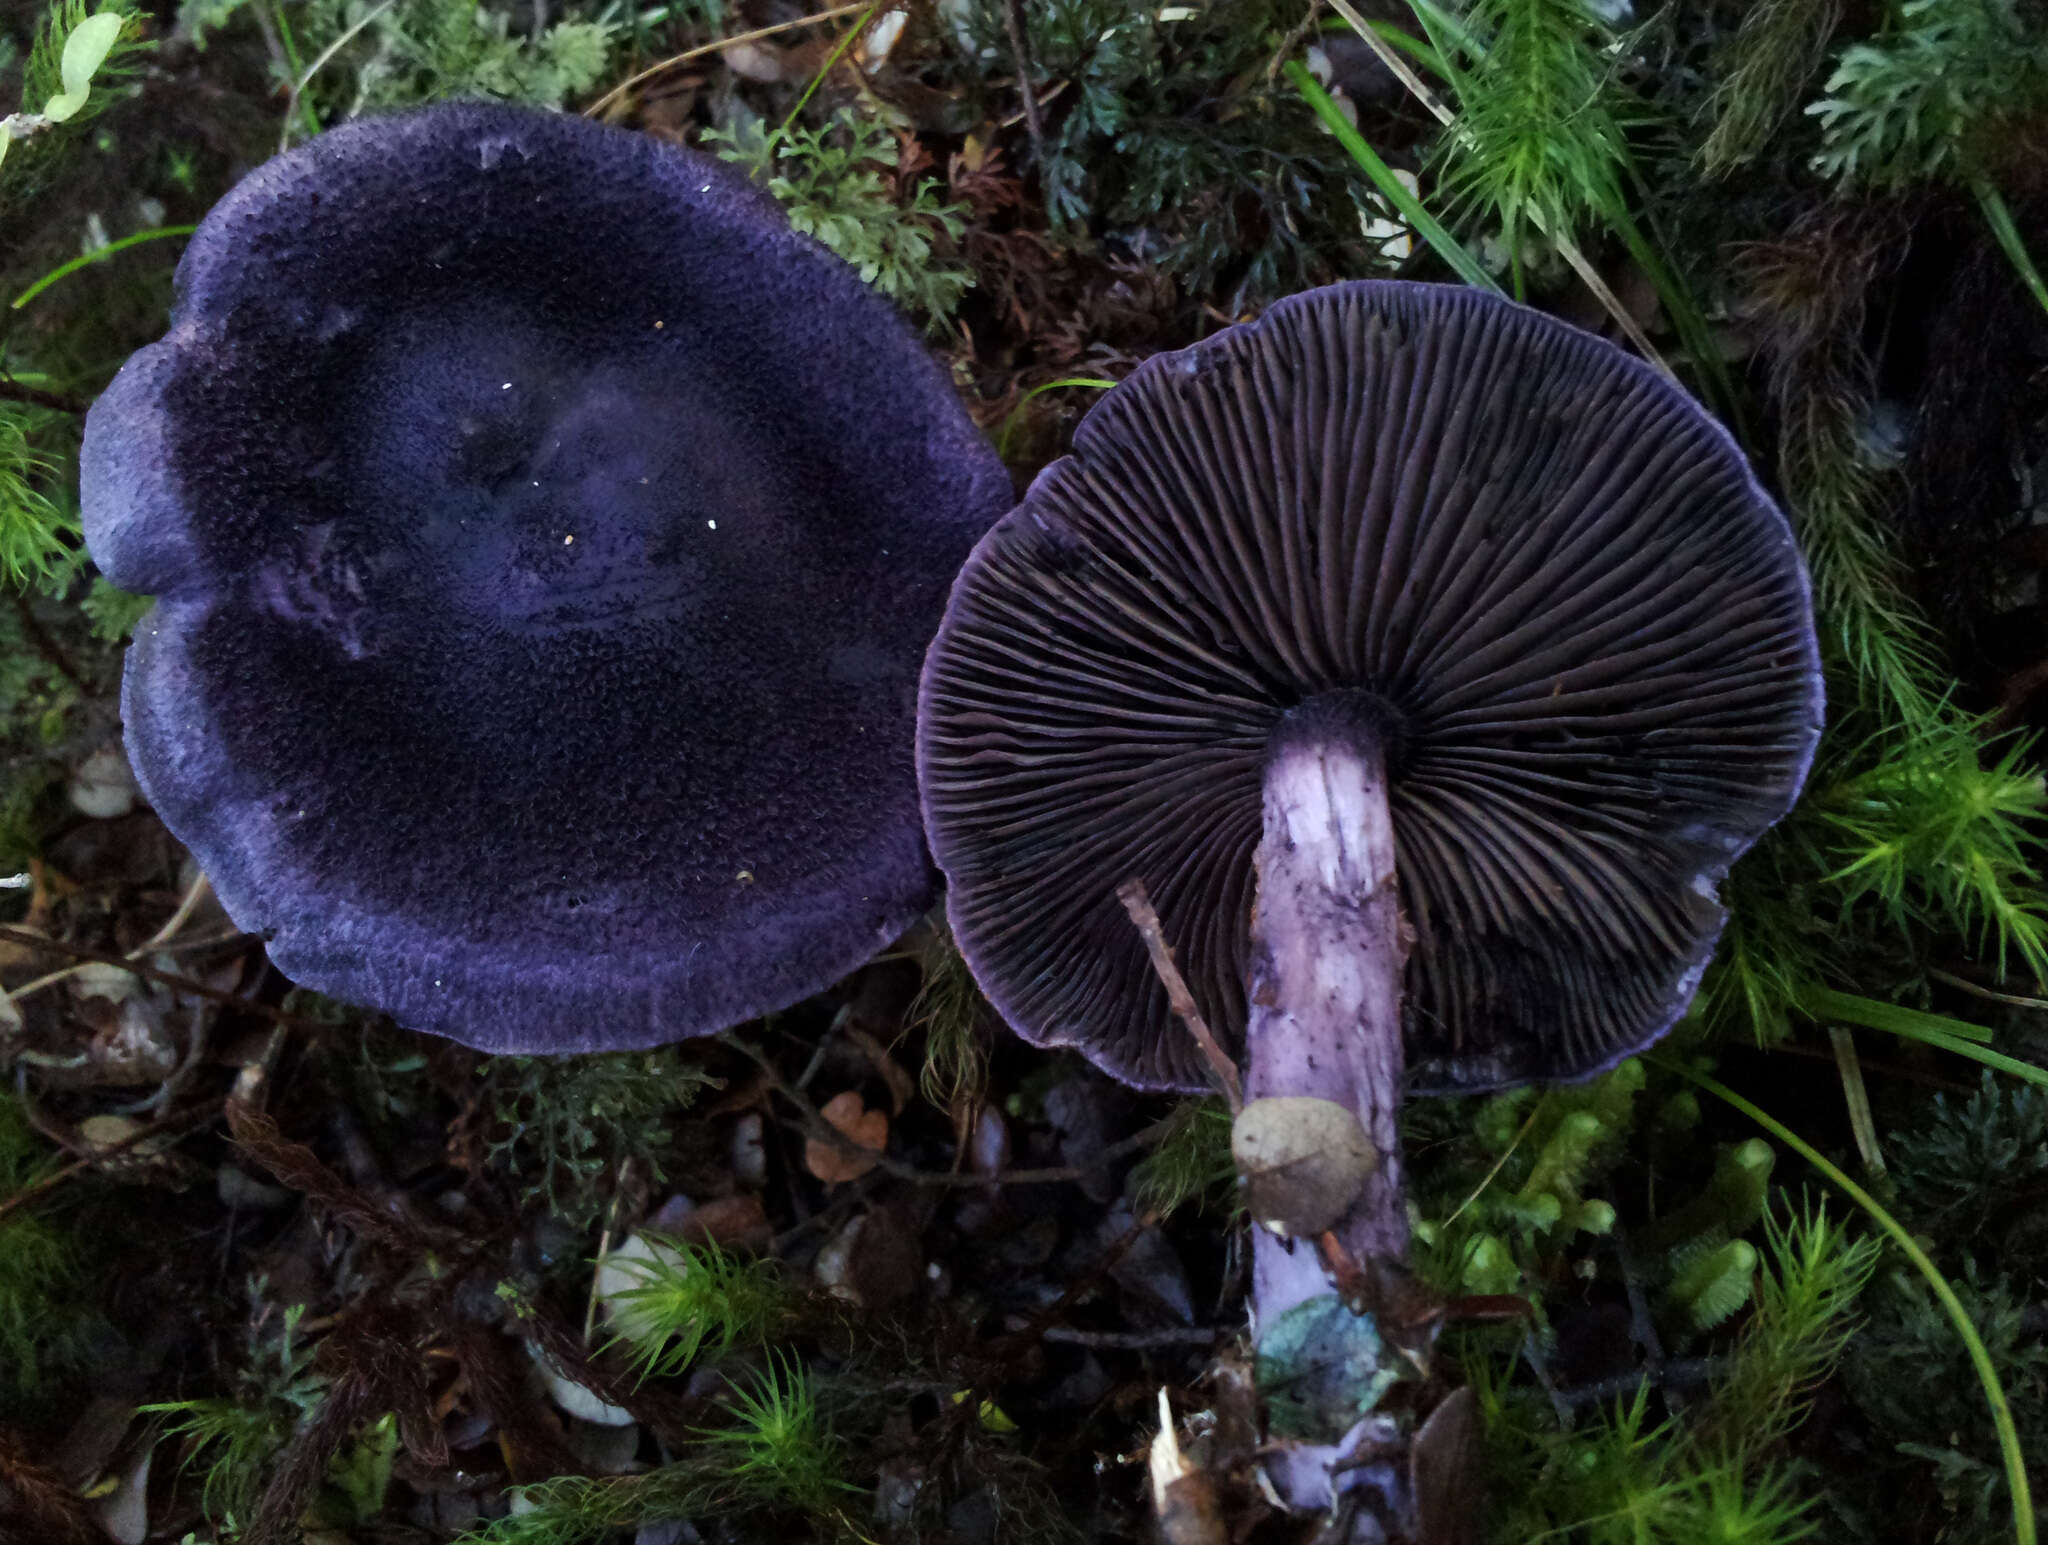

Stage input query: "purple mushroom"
[
  {"left": 80, "top": 103, "right": 1010, "bottom": 1055},
  {"left": 918, "top": 281, "right": 1821, "bottom": 1513}
]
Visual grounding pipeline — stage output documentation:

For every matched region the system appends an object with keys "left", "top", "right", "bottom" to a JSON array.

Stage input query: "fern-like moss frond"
[
  {"left": 1700, "top": 0, "right": 1845, "bottom": 174},
  {"left": 704, "top": 111, "right": 973, "bottom": 328},
  {"left": 0, "top": 404, "right": 79, "bottom": 591}
]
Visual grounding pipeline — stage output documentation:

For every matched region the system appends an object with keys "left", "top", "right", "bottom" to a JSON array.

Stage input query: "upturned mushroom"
[
  {"left": 80, "top": 102, "right": 1010, "bottom": 1054},
  {"left": 917, "top": 281, "right": 1821, "bottom": 1516}
]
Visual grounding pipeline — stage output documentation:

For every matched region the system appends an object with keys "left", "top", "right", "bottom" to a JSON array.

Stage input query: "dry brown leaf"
[{"left": 806, "top": 1090, "right": 888, "bottom": 1183}]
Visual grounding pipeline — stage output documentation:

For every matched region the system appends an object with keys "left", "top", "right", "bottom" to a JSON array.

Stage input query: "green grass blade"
[
  {"left": 1655, "top": 1055, "right": 2036, "bottom": 1545},
  {"left": 1975, "top": 178, "right": 2048, "bottom": 319},
  {"left": 11, "top": 224, "right": 195, "bottom": 309},
  {"left": 1804, "top": 987, "right": 2048, "bottom": 1089},
  {"left": 1285, "top": 62, "right": 1500, "bottom": 296},
  {"left": 997, "top": 376, "right": 1115, "bottom": 459},
  {"left": 1800, "top": 986, "right": 1993, "bottom": 1043}
]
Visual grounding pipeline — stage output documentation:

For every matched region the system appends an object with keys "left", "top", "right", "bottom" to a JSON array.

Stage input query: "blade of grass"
[
  {"left": 1655, "top": 1054, "right": 2036, "bottom": 1545},
  {"left": 1827, "top": 1025, "right": 1885, "bottom": 1174},
  {"left": 778, "top": 0, "right": 881, "bottom": 134},
  {"left": 582, "top": 1, "right": 872, "bottom": 121},
  {"left": 1975, "top": 179, "right": 2048, "bottom": 319},
  {"left": 12, "top": 225, "right": 196, "bottom": 310},
  {"left": 1802, "top": 986, "right": 2048, "bottom": 1089},
  {"left": 1285, "top": 61, "right": 1499, "bottom": 295},
  {"left": 1801, "top": 986, "right": 1993, "bottom": 1043},
  {"left": 997, "top": 376, "right": 1115, "bottom": 459},
  {"left": 1329, "top": 3, "right": 1675, "bottom": 379},
  {"left": 279, "top": 0, "right": 396, "bottom": 153}
]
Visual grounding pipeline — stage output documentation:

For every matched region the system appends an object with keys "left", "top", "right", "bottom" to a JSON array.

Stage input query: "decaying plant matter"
[{"left": 0, "top": 1, "right": 2044, "bottom": 1543}]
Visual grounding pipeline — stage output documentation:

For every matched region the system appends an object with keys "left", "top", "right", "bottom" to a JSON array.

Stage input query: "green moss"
[
  {"left": 705, "top": 109, "right": 973, "bottom": 328},
  {"left": 482, "top": 1046, "right": 717, "bottom": 1231},
  {"left": 0, "top": 1090, "right": 95, "bottom": 1407}
]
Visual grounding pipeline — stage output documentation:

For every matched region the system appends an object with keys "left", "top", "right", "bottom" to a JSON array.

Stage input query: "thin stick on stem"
[
  {"left": 1116, "top": 878, "right": 1243, "bottom": 1113},
  {"left": 4, "top": 870, "right": 212, "bottom": 1009},
  {"left": 0, "top": 1102, "right": 216, "bottom": 1223},
  {"left": 1000, "top": 0, "right": 1047, "bottom": 167},
  {"left": 0, "top": 380, "right": 87, "bottom": 414},
  {"left": 0, "top": 924, "right": 318, "bottom": 1031}
]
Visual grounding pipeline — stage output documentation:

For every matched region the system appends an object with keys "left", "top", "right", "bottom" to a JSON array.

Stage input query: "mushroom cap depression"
[
  {"left": 82, "top": 103, "right": 1011, "bottom": 1055},
  {"left": 918, "top": 281, "right": 1822, "bottom": 1094}
]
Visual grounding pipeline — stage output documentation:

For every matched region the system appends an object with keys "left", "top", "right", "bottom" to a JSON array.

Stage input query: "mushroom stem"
[{"left": 1244, "top": 716, "right": 1409, "bottom": 1335}]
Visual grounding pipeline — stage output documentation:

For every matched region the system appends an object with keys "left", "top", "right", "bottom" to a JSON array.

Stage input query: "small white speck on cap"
[
  {"left": 707, "top": 519, "right": 716, "bottom": 530},
  {"left": 501, "top": 382, "right": 512, "bottom": 390},
  {"left": 564, "top": 534, "right": 575, "bottom": 545}
]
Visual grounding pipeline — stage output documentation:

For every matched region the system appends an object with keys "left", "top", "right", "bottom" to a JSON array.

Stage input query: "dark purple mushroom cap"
[
  {"left": 81, "top": 103, "right": 1010, "bottom": 1055},
  {"left": 918, "top": 281, "right": 1822, "bottom": 1095}
]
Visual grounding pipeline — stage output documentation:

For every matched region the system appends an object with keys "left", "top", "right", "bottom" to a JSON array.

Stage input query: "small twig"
[
  {"left": 585, "top": 1158, "right": 633, "bottom": 1346},
  {"left": 1000, "top": 0, "right": 1047, "bottom": 167},
  {"left": 0, "top": 1100, "right": 217, "bottom": 1223},
  {"left": 1116, "top": 878, "right": 1243, "bottom": 1113},
  {"left": 1829, "top": 1025, "right": 1886, "bottom": 1177},
  {"left": 1268, "top": 0, "right": 1326, "bottom": 87},
  {"left": 1611, "top": 1224, "right": 1667, "bottom": 1401},
  {"left": 1520, "top": 1331, "right": 1573, "bottom": 1430},
  {"left": 278, "top": 0, "right": 395, "bottom": 153},
  {"left": 722, "top": 1032, "right": 1169, "bottom": 1186},
  {"left": 1770, "top": 1036, "right": 1975, "bottom": 1095},
  {"left": 109, "top": 1000, "right": 214, "bottom": 1117},
  {"left": 0, "top": 380, "right": 87, "bottom": 414},
  {"left": 1440, "top": 1094, "right": 1543, "bottom": 1228},
  {"left": 5, "top": 870, "right": 214, "bottom": 1009},
  {"left": 1034, "top": 1324, "right": 1227, "bottom": 1349},
  {"left": 769, "top": 1167, "right": 884, "bottom": 1251},
  {"left": 991, "top": 1209, "right": 1159, "bottom": 1361},
  {"left": 1551, "top": 1356, "right": 1725, "bottom": 1411},
  {"left": 0, "top": 924, "right": 321, "bottom": 1032},
  {"left": 11, "top": 594, "right": 91, "bottom": 695},
  {"left": 997, "top": 79, "right": 1068, "bottom": 131},
  {"left": 1328, "top": 0, "right": 1450, "bottom": 119},
  {"left": 1930, "top": 966, "right": 2048, "bottom": 1013},
  {"left": 582, "top": 1, "right": 874, "bottom": 121}
]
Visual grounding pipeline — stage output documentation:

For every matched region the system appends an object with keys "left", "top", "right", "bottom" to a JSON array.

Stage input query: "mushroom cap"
[
  {"left": 917, "top": 281, "right": 1822, "bottom": 1095},
  {"left": 81, "top": 103, "right": 1010, "bottom": 1055}
]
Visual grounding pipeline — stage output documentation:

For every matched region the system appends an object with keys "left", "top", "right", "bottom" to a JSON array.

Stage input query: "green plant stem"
[
  {"left": 1975, "top": 178, "right": 2048, "bottom": 319},
  {"left": 1655, "top": 1055, "right": 2036, "bottom": 1545},
  {"left": 1801, "top": 985, "right": 2048, "bottom": 1088},
  {"left": 11, "top": 224, "right": 195, "bottom": 310},
  {"left": 268, "top": 2, "right": 322, "bottom": 141},
  {"left": 279, "top": 0, "right": 397, "bottom": 152},
  {"left": 777, "top": 0, "right": 880, "bottom": 134},
  {"left": 996, "top": 375, "right": 1114, "bottom": 458},
  {"left": 1801, "top": 986, "right": 1991, "bottom": 1042},
  {"left": 1284, "top": 61, "right": 1499, "bottom": 294}
]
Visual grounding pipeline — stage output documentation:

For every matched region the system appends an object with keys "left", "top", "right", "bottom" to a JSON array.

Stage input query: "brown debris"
[{"left": 806, "top": 1089, "right": 891, "bottom": 1183}]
